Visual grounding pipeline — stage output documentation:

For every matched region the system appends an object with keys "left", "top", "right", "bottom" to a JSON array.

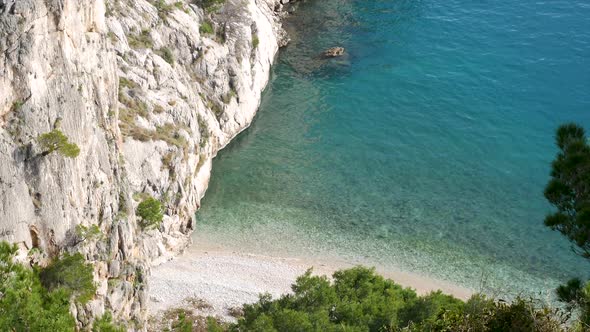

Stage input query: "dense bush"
[
  {"left": 92, "top": 312, "right": 126, "bottom": 332},
  {"left": 137, "top": 196, "right": 164, "bottom": 229},
  {"left": 38, "top": 129, "right": 80, "bottom": 158},
  {"left": 0, "top": 242, "right": 76, "bottom": 330},
  {"left": 200, "top": 21, "right": 214, "bottom": 34},
  {"left": 0, "top": 241, "right": 125, "bottom": 330},
  {"left": 422, "top": 296, "right": 564, "bottom": 332},
  {"left": 151, "top": 307, "right": 228, "bottom": 332},
  {"left": 232, "top": 267, "right": 565, "bottom": 332},
  {"left": 39, "top": 252, "right": 97, "bottom": 304}
]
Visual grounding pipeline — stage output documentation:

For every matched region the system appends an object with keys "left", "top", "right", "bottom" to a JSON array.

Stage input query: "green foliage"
[
  {"left": 118, "top": 84, "right": 189, "bottom": 147},
  {"left": 11, "top": 100, "right": 24, "bottom": 112},
  {"left": 221, "top": 90, "right": 236, "bottom": 104},
  {"left": 151, "top": 0, "right": 188, "bottom": 19},
  {"left": 233, "top": 267, "right": 566, "bottom": 332},
  {"left": 0, "top": 242, "right": 125, "bottom": 330},
  {"left": 119, "top": 77, "right": 138, "bottom": 89},
  {"left": 175, "top": 2, "right": 186, "bottom": 10},
  {"left": 235, "top": 267, "right": 465, "bottom": 331},
  {"left": 154, "top": 104, "right": 166, "bottom": 114},
  {"left": 252, "top": 35, "right": 259, "bottom": 49},
  {"left": 215, "top": 25, "right": 227, "bottom": 44},
  {"left": 155, "top": 123, "right": 189, "bottom": 148},
  {"left": 133, "top": 192, "right": 152, "bottom": 202},
  {"left": 205, "top": 97, "right": 223, "bottom": 118},
  {"left": 38, "top": 129, "right": 80, "bottom": 158},
  {"left": 199, "top": 0, "right": 226, "bottom": 13},
  {"left": 544, "top": 123, "right": 590, "bottom": 328},
  {"left": 557, "top": 278, "right": 586, "bottom": 311},
  {"left": 152, "top": 0, "right": 176, "bottom": 20},
  {"left": 119, "top": 92, "right": 147, "bottom": 119},
  {"left": 544, "top": 123, "right": 590, "bottom": 258},
  {"left": 107, "top": 31, "right": 118, "bottom": 43},
  {"left": 136, "top": 196, "right": 164, "bottom": 229},
  {"left": 556, "top": 278, "right": 590, "bottom": 327},
  {"left": 157, "top": 47, "right": 175, "bottom": 64},
  {"left": 39, "top": 253, "right": 97, "bottom": 304},
  {"left": 425, "top": 296, "right": 564, "bottom": 332},
  {"left": 173, "top": 309, "right": 193, "bottom": 332},
  {"left": 200, "top": 21, "right": 214, "bottom": 34},
  {"left": 153, "top": 307, "right": 228, "bottom": 331},
  {"left": 75, "top": 224, "right": 103, "bottom": 242},
  {"left": 207, "top": 317, "right": 226, "bottom": 332},
  {"left": 93, "top": 312, "right": 126, "bottom": 332},
  {"left": 128, "top": 29, "right": 154, "bottom": 49},
  {"left": 198, "top": 115, "right": 210, "bottom": 148},
  {"left": 0, "top": 242, "right": 76, "bottom": 331}
]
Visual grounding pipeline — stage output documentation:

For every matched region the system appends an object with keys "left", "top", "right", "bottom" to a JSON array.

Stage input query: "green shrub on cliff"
[
  {"left": 252, "top": 34, "right": 259, "bottom": 49},
  {"left": 137, "top": 196, "right": 164, "bottom": 229},
  {"left": 199, "top": 0, "right": 225, "bottom": 13},
  {"left": 0, "top": 242, "right": 76, "bottom": 330},
  {"left": 92, "top": 312, "right": 126, "bottom": 332},
  {"left": 39, "top": 252, "right": 97, "bottom": 304},
  {"left": 128, "top": 29, "right": 154, "bottom": 49},
  {"left": 75, "top": 224, "right": 103, "bottom": 243},
  {"left": 38, "top": 129, "right": 80, "bottom": 158},
  {"left": 157, "top": 47, "right": 175, "bottom": 65},
  {"left": 0, "top": 241, "right": 125, "bottom": 330},
  {"left": 200, "top": 20, "right": 214, "bottom": 35}
]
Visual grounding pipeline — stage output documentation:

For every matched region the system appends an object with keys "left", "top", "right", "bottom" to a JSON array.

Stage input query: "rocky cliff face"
[{"left": 0, "top": 0, "right": 293, "bottom": 327}]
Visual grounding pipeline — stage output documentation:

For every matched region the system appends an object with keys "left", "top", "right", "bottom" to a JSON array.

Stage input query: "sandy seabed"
[{"left": 148, "top": 240, "right": 473, "bottom": 322}]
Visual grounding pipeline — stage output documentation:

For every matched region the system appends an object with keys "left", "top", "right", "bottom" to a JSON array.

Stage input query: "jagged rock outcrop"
[{"left": 0, "top": 0, "right": 294, "bottom": 328}]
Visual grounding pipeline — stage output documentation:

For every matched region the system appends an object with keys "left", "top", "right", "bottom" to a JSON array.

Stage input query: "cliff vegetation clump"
[
  {"left": 137, "top": 196, "right": 165, "bottom": 229},
  {"left": 0, "top": 242, "right": 123, "bottom": 331},
  {"left": 38, "top": 129, "right": 80, "bottom": 158}
]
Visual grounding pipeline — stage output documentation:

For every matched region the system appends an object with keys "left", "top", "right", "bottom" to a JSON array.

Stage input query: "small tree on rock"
[
  {"left": 136, "top": 196, "right": 164, "bottom": 229},
  {"left": 38, "top": 129, "right": 80, "bottom": 158}
]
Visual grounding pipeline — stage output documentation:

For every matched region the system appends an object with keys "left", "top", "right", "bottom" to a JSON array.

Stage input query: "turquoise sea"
[{"left": 195, "top": 0, "right": 590, "bottom": 297}]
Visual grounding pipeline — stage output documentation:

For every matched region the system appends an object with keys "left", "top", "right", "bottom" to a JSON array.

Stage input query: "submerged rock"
[{"left": 323, "top": 47, "right": 345, "bottom": 58}]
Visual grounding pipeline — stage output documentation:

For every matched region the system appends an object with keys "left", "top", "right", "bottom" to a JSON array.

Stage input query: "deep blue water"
[{"left": 195, "top": 0, "right": 590, "bottom": 296}]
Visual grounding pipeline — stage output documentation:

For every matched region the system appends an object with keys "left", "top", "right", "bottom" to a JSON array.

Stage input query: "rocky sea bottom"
[{"left": 194, "top": 0, "right": 590, "bottom": 299}]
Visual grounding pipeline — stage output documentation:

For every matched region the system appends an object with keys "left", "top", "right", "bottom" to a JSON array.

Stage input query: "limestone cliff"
[{"left": 0, "top": 0, "right": 294, "bottom": 327}]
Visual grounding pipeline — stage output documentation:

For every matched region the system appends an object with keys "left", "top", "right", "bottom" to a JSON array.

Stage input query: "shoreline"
[{"left": 148, "top": 241, "right": 473, "bottom": 322}]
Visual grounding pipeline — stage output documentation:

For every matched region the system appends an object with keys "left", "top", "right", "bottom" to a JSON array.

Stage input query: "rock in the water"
[{"left": 323, "top": 47, "right": 345, "bottom": 58}]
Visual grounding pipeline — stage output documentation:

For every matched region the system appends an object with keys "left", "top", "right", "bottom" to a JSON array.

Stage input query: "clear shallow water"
[{"left": 195, "top": 0, "right": 590, "bottom": 297}]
